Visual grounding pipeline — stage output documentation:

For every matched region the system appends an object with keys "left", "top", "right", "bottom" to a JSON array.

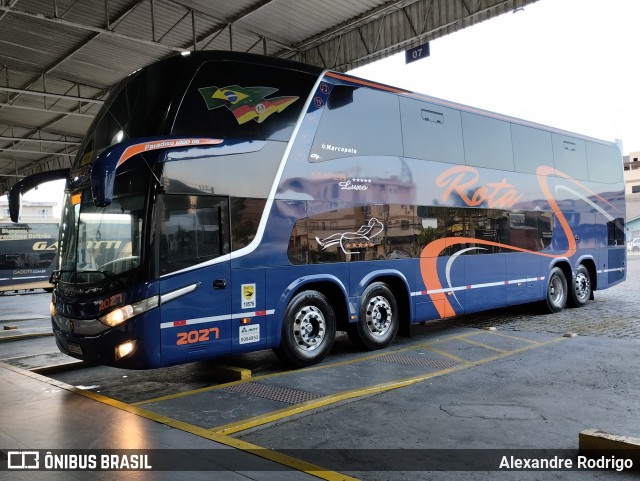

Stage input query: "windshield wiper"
[
  {"left": 53, "top": 269, "right": 125, "bottom": 289},
  {"left": 49, "top": 269, "right": 73, "bottom": 285},
  {"left": 78, "top": 269, "right": 125, "bottom": 289}
]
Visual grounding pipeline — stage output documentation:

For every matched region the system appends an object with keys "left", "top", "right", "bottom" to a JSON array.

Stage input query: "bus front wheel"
[
  {"left": 348, "top": 282, "right": 399, "bottom": 350},
  {"left": 543, "top": 267, "right": 567, "bottom": 313},
  {"left": 274, "top": 290, "right": 336, "bottom": 368}
]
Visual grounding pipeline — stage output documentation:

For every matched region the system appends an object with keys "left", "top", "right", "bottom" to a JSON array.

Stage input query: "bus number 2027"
[{"left": 176, "top": 327, "right": 220, "bottom": 345}]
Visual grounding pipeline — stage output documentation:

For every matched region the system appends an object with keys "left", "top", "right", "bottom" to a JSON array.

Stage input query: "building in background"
[
  {"left": 623, "top": 152, "right": 640, "bottom": 243},
  {"left": 0, "top": 199, "right": 57, "bottom": 222}
]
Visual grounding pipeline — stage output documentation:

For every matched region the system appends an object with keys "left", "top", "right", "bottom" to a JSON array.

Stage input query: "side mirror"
[{"left": 8, "top": 169, "right": 69, "bottom": 222}]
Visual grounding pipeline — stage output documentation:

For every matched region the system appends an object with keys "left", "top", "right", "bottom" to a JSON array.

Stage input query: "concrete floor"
[{"left": 1, "top": 256, "right": 639, "bottom": 480}]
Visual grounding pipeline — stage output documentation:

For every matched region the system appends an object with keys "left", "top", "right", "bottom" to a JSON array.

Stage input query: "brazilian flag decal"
[{"left": 198, "top": 85, "right": 299, "bottom": 125}]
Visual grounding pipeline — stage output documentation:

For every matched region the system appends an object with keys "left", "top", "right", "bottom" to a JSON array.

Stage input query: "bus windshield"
[{"left": 59, "top": 166, "right": 148, "bottom": 289}]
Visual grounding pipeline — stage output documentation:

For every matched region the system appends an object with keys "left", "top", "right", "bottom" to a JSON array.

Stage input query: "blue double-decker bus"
[{"left": 10, "top": 51, "right": 626, "bottom": 368}]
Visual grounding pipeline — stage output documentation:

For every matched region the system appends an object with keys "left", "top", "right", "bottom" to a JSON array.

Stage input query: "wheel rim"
[
  {"left": 574, "top": 272, "right": 590, "bottom": 301},
  {"left": 549, "top": 275, "right": 565, "bottom": 307},
  {"left": 365, "top": 295, "right": 392, "bottom": 337},
  {"left": 293, "top": 305, "right": 326, "bottom": 352}
]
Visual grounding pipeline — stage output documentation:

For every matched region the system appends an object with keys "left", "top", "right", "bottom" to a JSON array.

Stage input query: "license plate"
[{"left": 67, "top": 343, "right": 83, "bottom": 355}]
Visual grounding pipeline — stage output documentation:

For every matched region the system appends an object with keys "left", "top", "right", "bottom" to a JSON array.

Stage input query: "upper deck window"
[
  {"left": 400, "top": 97, "right": 465, "bottom": 165},
  {"left": 511, "top": 123, "right": 554, "bottom": 174},
  {"left": 462, "top": 112, "right": 515, "bottom": 172},
  {"left": 552, "top": 134, "right": 587, "bottom": 180},
  {"left": 586, "top": 141, "right": 623, "bottom": 184},
  {"left": 310, "top": 85, "right": 402, "bottom": 162}
]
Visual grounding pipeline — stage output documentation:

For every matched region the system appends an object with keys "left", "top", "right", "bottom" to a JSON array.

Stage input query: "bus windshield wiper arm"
[
  {"left": 76, "top": 269, "right": 125, "bottom": 289},
  {"left": 49, "top": 269, "right": 75, "bottom": 285}
]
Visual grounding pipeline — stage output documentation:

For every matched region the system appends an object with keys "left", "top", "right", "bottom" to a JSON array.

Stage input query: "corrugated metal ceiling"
[{"left": 0, "top": 0, "right": 538, "bottom": 192}]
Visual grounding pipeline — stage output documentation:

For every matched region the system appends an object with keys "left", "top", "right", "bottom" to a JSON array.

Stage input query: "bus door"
[
  {"left": 231, "top": 269, "right": 267, "bottom": 354},
  {"left": 157, "top": 194, "right": 232, "bottom": 365},
  {"left": 605, "top": 215, "right": 626, "bottom": 286}
]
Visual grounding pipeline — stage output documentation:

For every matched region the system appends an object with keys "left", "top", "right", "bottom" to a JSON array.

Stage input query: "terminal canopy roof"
[{"left": 0, "top": 0, "right": 537, "bottom": 192}]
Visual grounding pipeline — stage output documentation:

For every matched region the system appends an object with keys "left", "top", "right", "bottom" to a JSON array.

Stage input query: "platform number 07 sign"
[{"left": 405, "top": 42, "right": 430, "bottom": 64}]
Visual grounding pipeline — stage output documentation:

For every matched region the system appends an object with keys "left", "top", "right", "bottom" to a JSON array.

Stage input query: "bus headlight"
[
  {"left": 98, "top": 296, "right": 159, "bottom": 328},
  {"left": 115, "top": 340, "right": 136, "bottom": 360},
  {"left": 100, "top": 305, "right": 134, "bottom": 327}
]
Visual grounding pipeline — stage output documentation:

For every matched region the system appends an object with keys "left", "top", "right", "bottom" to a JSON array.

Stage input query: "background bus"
[
  {"left": 10, "top": 51, "right": 625, "bottom": 369},
  {"left": 0, "top": 222, "right": 58, "bottom": 293}
]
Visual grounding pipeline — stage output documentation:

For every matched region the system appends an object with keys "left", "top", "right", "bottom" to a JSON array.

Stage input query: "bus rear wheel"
[
  {"left": 274, "top": 290, "right": 336, "bottom": 368},
  {"left": 543, "top": 266, "right": 567, "bottom": 313},
  {"left": 568, "top": 264, "right": 591, "bottom": 308},
  {"left": 348, "top": 282, "right": 398, "bottom": 350}
]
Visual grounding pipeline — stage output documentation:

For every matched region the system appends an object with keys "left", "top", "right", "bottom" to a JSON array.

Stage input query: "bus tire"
[
  {"left": 348, "top": 282, "right": 398, "bottom": 350},
  {"left": 543, "top": 266, "right": 567, "bottom": 313},
  {"left": 274, "top": 290, "right": 336, "bottom": 368},
  {"left": 568, "top": 264, "right": 591, "bottom": 308}
]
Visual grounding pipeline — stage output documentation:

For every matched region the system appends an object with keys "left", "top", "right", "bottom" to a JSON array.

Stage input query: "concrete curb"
[
  {"left": 579, "top": 429, "right": 640, "bottom": 462},
  {"left": 210, "top": 364, "right": 252, "bottom": 382}
]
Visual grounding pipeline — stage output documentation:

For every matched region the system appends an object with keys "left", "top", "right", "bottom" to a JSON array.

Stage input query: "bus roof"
[
  {"left": 102, "top": 51, "right": 614, "bottom": 149},
  {"left": 324, "top": 70, "right": 618, "bottom": 149}
]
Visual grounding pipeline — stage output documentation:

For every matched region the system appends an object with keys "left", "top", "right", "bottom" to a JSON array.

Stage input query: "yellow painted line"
[
  {"left": 484, "top": 330, "right": 542, "bottom": 345},
  {"left": 131, "top": 329, "right": 546, "bottom": 407},
  {"left": 210, "top": 335, "right": 568, "bottom": 435},
  {"left": 133, "top": 329, "right": 489, "bottom": 406},
  {"left": 212, "top": 363, "right": 469, "bottom": 436},
  {"left": 426, "top": 330, "right": 545, "bottom": 358},
  {"left": 0, "top": 362, "right": 357, "bottom": 481},
  {"left": 131, "top": 345, "right": 422, "bottom": 406},
  {"left": 458, "top": 337, "right": 509, "bottom": 353}
]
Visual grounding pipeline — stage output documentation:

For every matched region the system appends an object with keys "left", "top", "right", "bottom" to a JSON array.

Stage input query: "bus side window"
[
  {"left": 511, "top": 123, "right": 553, "bottom": 174},
  {"left": 310, "top": 86, "right": 402, "bottom": 162},
  {"left": 400, "top": 97, "right": 465, "bottom": 165},
  {"left": 552, "top": 134, "right": 587, "bottom": 181},
  {"left": 159, "top": 195, "right": 229, "bottom": 275},
  {"left": 230, "top": 198, "right": 268, "bottom": 252},
  {"left": 288, "top": 217, "right": 308, "bottom": 265},
  {"left": 607, "top": 218, "right": 625, "bottom": 247},
  {"left": 587, "top": 142, "right": 623, "bottom": 184},
  {"left": 462, "top": 112, "right": 514, "bottom": 172}
]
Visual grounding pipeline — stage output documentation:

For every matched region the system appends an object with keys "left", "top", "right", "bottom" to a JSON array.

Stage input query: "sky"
[
  {"left": 10, "top": 0, "right": 640, "bottom": 217},
  {"left": 351, "top": 0, "right": 640, "bottom": 153}
]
